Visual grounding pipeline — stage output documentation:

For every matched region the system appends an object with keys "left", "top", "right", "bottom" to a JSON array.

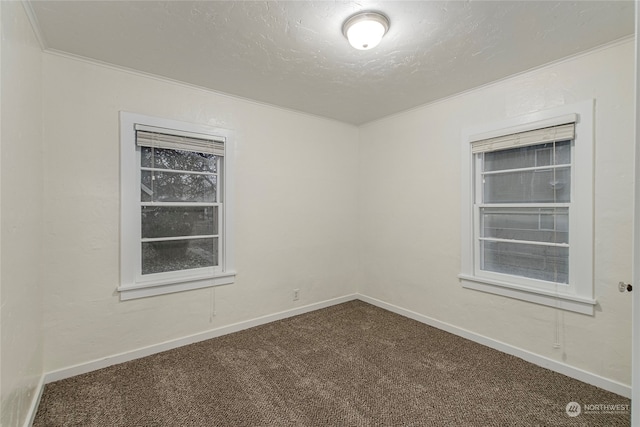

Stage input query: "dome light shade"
[{"left": 342, "top": 12, "right": 390, "bottom": 50}]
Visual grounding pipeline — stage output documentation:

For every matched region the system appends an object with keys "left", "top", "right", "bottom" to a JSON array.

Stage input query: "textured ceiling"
[{"left": 28, "top": 1, "right": 634, "bottom": 125}]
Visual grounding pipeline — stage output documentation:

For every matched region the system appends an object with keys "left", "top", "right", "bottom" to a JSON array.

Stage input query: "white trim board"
[
  {"left": 23, "top": 375, "right": 45, "bottom": 427},
  {"left": 42, "top": 292, "right": 630, "bottom": 400},
  {"left": 43, "top": 294, "right": 359, "bottom": 383},
  {"left": 357, "top": 294, "right": 631, "bottom": 398}
]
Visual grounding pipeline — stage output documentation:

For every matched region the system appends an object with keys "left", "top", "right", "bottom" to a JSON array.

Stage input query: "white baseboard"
[
  {"left": 23, "top": 375, "right": 45, "bottom": 427},
  {"left": 42, "top": 292, "right": 630, "bottom": 400},
  {"left": 44, "top": 294, "right": 359, "bottom": 384},
  {"left": 357, "top": 294, "right": 632, "bottom": 398}
]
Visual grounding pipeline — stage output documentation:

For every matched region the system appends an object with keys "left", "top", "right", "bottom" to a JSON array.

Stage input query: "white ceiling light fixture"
[{"left": 342, "top": 12, "right": 390, "bottom": 50}]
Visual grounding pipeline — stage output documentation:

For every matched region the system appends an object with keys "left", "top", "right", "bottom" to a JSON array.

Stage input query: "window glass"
[
  {"left": 484, "top": 140, "right": 571, "bottom": 171},
  {"left": 477, "top": 140, "right": 571, "bottom": 284},
  {"left": 141, "top": 206, "right": 218, "bottom": 238},
  {"left": 141, "top": 147, "right": 218, "bottom": 172},
  {"left": 140, "top": 144, "right": 220, "bottom": 277},
  {"left": 142, "top": 237, "right": 218, "bottom": 275},
  {"left": 482, "top": 167, "right": 570, "bottom": 203},
  {"left": 480, "top": 241, "right": 569, "bottom": 284},
  {"left": 480, "top": 207, "right": 568, "bottom": 244},
  {"left": 140, "top": 170, "right": 217, "bottom": 203}
]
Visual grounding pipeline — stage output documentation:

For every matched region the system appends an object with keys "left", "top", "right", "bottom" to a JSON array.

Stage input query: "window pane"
[
  {"left": 142, "top": 237, "right": 218, "bottom": 275},
  {"left": 483, "top": 167, "right": 570, "bottom": 203},
  {"left": 484, "top": 140, "right": 571, "bottom": 172},
  {"left": 141, "top": 170, "right": 216, "bottom": 202},
  {"left": 554, "top": 141, "right": 571, "bottom": 165},
  {"left": 481, "top": 207, "right": 568, "bottom": 244},
  {"left": 141, "top": 147, "right": 217, "bottom": 172},
  {"left": 142, "top": 206, "right": 218, "bottom": 238},
  {"left": 481, "top": 241, "right": 568, "bottom": 284}
]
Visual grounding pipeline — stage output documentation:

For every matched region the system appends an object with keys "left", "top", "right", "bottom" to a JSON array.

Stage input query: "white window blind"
[
  {"left": 135, "top": 124, "right": 225, "bottom": 156},
  {"left": 471, "top": 123, "right": 575, "bottom": 154}
]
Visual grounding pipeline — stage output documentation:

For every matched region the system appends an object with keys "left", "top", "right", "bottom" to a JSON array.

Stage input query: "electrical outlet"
[{"left": 293, "top": 288, "right": 300, "bottom": 301}]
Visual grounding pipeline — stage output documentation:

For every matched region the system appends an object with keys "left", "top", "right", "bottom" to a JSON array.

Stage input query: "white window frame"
[
  {"left": 459, "top": 100, "right": 596, "bottom": 315},
  {"left": 119, "top": 112, "right": 236, "bottom": 300}
]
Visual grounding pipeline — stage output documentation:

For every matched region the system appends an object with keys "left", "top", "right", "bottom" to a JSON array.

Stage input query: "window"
[
  {"left": 119, "top": 112, "right": 235, "bottom": 300},
  {"left": 459, "top": 101, "right": 595, "bottom": 315}
]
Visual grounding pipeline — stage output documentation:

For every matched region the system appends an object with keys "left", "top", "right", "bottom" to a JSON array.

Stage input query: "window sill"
[
  {"left": 458, "top": 274, "right": 596, "bottom": 315},
  {"left": 118, "top": 271, "right": 236, "bottom": 301}
]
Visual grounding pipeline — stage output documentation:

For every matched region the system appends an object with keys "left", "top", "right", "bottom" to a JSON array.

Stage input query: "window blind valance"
[
  {"left": 135, "top": 124, "right": 225, "bottom": 156},
  {"left": 471, "top": 122, "right": 575, "bottom": 154}
]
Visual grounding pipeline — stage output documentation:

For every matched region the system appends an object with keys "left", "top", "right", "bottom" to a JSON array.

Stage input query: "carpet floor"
[{"left": 34, "top": 300, "right": 630, "bottom": 426}]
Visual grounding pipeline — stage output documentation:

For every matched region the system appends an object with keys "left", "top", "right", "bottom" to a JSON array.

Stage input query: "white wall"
[
  {"left": 41, "top": 54, "right": 360, "bottom": 372},
  {"left": 358, "top": 39, "right": 635, "bottom": 386},
  {"left": 0, "top": 1, "right": 44, "bottom": 425}
]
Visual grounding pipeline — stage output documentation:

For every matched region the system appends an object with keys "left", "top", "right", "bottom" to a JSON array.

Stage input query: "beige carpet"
[{"left": 34, "top": 300, "right": 630, "bottom": 426}]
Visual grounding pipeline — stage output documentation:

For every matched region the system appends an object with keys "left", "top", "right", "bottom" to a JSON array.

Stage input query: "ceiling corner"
[{"left": 20, "top": 0, "right": 48, "bottom": 51}]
